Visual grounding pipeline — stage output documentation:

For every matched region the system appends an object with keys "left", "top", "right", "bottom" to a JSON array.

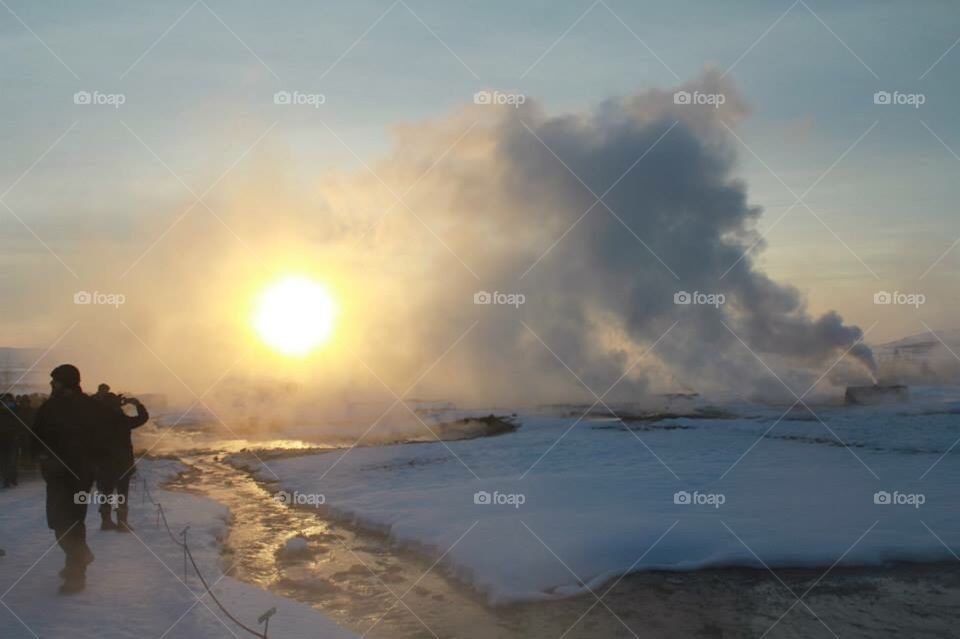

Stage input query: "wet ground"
[{"left": 157, "top": 443, "right": 960, "bottom": 639}]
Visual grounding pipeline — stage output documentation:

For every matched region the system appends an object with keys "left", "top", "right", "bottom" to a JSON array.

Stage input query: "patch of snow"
[
  {"left": 0, "top": 458, "right": 357, "bottom": 638},
  {"left": 253, "top": 388, "right": 960, "bottom": 604},
  {"left": 278, "top": 536, "right": 310, "bottom": 560}
]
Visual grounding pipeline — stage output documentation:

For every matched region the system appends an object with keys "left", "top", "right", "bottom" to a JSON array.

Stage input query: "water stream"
[{"left": 146, "top": 428, "right": 960, "bottom": 639}]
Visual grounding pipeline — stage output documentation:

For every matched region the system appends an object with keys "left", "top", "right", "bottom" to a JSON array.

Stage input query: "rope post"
[
  {"left": 257, "top": 607, "right": 277, "bottom": 639},
  {"left": 180, "top": 526, "right": 191, "bottom": 583},
  {"left": 148, "top": 476, "right": 269, "bottom": 638}
]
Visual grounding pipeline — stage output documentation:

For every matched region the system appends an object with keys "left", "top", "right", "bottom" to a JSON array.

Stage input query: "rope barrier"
[{"left": 141, "top": 477, "right": 275, "bottom": 638}]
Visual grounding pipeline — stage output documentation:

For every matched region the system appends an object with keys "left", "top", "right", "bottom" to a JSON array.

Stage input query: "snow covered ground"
[
  {"left": 0, "top": 459, "right": 357, "bottom": 639},
  {"left": 242, "top": 387, "right": 960, "bottom": 604}
]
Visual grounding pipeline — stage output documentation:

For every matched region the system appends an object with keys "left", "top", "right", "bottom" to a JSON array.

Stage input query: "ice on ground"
[
  {"left": 247, "top": 387, "right": 960, "bottom": 604},
  {"left": 0, "top": 459, "right": 357, "bottom": 639}
]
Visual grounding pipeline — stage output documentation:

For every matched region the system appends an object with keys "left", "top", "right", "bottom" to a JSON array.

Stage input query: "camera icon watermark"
[
  {"left": 673, "top": 490, "right": 725, "bottom": 508},
  {"left": 673, "top": 90, "right": 725, "bottom": 108},
  {"left": 273, "top": 90, "right": 326, "bottom": 108},
  {"left": 73, "top": 90, "right": 126, "bottom": 109},
  {"left": 473, "top": 490, "right": 526, "bottom": 508},
  {"left": 873, "top": 490, "right": 924, "bottom": 509},
  {"left": 873, "top": 291, "right": 925, "bottom": 308},
  {"left": 74, "top": 491, "right": 126, "bottom": 506},
  {"left": 473, "top": 90, "right": 526, "bottom": 108},
  {"left": 873, "top": 90, "right": 925, "bottom": 108},
  {"left": 273, "top": 490, "right": 325, "bottom": 507},
  {"left": 474, "top": 290, "right": 525, "bottom": 308},
  {"left": 674, "top": 290, "right": 725, "bottom": 308},
  {"left": 74, "top": 290, "right": 126, "bottom": 308}
]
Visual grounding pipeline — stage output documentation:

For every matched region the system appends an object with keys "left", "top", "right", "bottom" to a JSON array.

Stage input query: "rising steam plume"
[
  {"left": 321, "top": 68, "right": 877, "bottom": 404},
  {"left": 45, "top": 70, "right": 877, "bottom": 418}
]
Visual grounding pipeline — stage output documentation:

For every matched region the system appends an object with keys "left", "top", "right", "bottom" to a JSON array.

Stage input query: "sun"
[{"left": 253, "top": 275, "right": 338, "bottom": 356}]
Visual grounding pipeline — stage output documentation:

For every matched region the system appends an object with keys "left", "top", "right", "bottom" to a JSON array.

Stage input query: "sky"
[{"left": 0, "top": 0, "right": 958, "bottom": 405}]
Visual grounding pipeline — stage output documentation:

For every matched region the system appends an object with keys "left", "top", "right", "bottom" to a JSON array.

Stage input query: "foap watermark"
[
  {"left": 274, "top": 490, "right": 325, "bottom": 507},
  {"left": 673, "top": 90, "right": 725, "bottom": 108},
  {"left": 473, "top": 90, "right": 526, "bottom": 108},
  {"left": 873, "top": 90, "right": 925, "bottom": 108},
  {"left": 874, "top": 291, "right": 925, "bottom": 308},
  {"left": 674, "top": 290, "right": 725, "bottom": 308},
  {"left": 74, "top": 290, "right": 125, "bottom": 308},
  {"left": 74, "top": 491, "right": 125, "bottom": 506},
  {"left": 673, "top": 490, "right": 725, "bottom": 509},
  {"left": 874, "top": 490, "right": 925, "bottom": 509},
  {"left": 73, "top": 90, "right": 126, "bottom": 109},
  {"left": 474, "top": 490, "right": 525, "bottom": 508},
  {"left": 474, "top": 290, "right": 525, "bottom": 308},
  {"left": 273, "top": 90, "right": 326, "bottom": 108}
]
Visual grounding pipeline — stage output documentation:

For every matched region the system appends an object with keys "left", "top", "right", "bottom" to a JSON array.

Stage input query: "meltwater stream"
[
  {"left": 163, "top": 448, "right": 644, "bottom": 638},
  {"left": 142, "top": 409, "right": 960, "bottom": 639},
  {"left": 153, "top": 450, "right": 960, "bottom": 639},
  {"left": 164, "top": 447, "right": 706, "bottom": 639}
]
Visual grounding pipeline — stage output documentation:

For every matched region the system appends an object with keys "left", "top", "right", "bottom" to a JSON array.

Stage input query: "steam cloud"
[
  {"left": 35, "top": 70, "right": 877, "bottom": 419},
  {"left": 318, "top": 69, "right": 876, "bottom": 404}
]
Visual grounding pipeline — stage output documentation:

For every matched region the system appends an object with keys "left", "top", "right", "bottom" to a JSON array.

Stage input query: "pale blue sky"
[{"left": 1, "top": 0, "right": 959, "bottom": 343}]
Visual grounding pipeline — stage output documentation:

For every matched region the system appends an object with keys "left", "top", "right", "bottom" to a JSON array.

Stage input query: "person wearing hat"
[
  {"left": 90, "top": 383, "right": 148, "bottom": 532},
  {"left": 32, "top": 364, "right": 106, "bottom": 594},
  {"left": 92, "top": 383, "right": 113, "bottom": 403}
]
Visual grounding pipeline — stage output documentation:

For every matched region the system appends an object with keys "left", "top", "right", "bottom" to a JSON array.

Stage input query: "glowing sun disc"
[{"left": 253, "top": 276, "right": 337, "bottom": 356}]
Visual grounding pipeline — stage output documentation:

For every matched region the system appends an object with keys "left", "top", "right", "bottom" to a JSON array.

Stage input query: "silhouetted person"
[
  {"left": 32, "top": 365, "right": 104, "bottom": 594},
  {"left": 0, "top": 394, "right": 18, "bottom": 487},
  {"left": 91, "top": 384, "right": 148, "bottom": 532},
  {"left": 14, "top": 395, "right": 36, "bottom": 465},
  {"left": 92, "top": 383, "right": 112, "bottom": 403}
]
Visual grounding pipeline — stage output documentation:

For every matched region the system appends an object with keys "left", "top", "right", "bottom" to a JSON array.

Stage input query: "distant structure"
[{"left": 844, "top": 385, "right": 909, "bottom": 405}]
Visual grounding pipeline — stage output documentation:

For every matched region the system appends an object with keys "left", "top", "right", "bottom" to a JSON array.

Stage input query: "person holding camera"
[
  {"left": 91, "top": 383, "right": 149, "bottom": 532},
  {"left": 32, "top": 365, "right": 104, "bottom": 594}
]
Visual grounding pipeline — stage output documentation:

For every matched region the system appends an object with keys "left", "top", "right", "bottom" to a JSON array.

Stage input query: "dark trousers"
[
  {"left": 55, "top": 523, "right": 90, "bottom": 578},
  {"left": 97, "top": 457, "right": 134, "bottom": 517},
  {"left": 42, "top": 464, "right": 93, "bottom": 576}
]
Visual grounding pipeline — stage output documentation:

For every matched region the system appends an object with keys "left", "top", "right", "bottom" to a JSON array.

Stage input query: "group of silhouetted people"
[
  {"left": 2, "top": 364, "right": 149, "bottom": 594},
  {"left": 0, "top": 392, "right": 35, "bottom": 487}
]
